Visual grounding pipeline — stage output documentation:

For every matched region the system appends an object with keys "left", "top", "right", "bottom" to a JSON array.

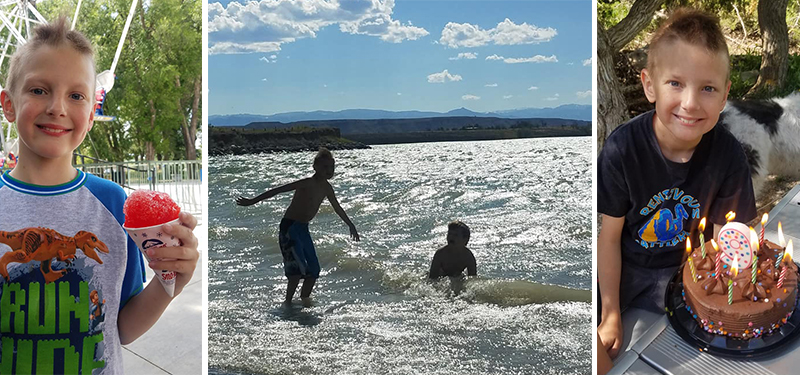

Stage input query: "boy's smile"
[
  {"left": 641, "top": 39, "right": 730, "bottom": 159},
  {"left": 1, "top": 45, "right": 95, "bottom": 166}
]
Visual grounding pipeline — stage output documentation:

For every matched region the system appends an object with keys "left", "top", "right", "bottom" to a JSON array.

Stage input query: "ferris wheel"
[{"left": 0, "top": 0, "right": 138, "bottom": 169}]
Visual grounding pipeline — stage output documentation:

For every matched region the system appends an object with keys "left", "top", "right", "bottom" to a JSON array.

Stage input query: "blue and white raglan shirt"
[{"left": 0, "top": 170, "right": 145, "bottom": 374}]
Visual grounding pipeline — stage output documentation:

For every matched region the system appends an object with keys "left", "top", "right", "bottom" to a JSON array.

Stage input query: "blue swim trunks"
[{"left": 278, "top": 218, "right": 321, "bottom": 278}]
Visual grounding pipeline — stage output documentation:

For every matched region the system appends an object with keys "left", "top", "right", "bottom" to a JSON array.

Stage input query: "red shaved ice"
[{"left": 123, "top": 190, "right": 181, "bottom": 228}]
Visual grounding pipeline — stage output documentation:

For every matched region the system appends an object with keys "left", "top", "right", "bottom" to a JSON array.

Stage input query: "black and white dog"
[{"left": 720, "top": 92, "right": 800, "bottom": 197}]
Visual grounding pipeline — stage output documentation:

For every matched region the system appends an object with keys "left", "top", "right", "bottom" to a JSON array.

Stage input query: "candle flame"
[
  {"left": 699, "top": 217, "right": 706, "bottom": 231},
  {"left": 779, "top": 222, "right": 785, "bottom": 248},
  {"left": 750, "top": 227, "right": 759, "bottom": 253},
  {"left": 686, "top": 238, "right": 692, "bottom": 253},
  {"left": 726, "top": 211, "right": 736, "bottom": 222},
  {"left": 785, "top": 240, "right": 794, "bottom": 263},
  {"left": 762, "top": 213, "right": 769, "bottom": 226},
  {"left": 711, "top": 238, "right": 718, "bottom": 251},
  {"left": 732, "top": 254, "right": 739, "bottom": 277}
]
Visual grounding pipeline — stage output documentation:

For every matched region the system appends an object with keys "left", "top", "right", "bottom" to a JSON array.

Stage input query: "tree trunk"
[
  {"left": 145, "top": 141, "right": 155, "bottom": 161},
  {"left": 748, "top": 0, "right": 789, "bottom": 96},
  {"left": 147, "top": 98, "right": 157, "bottom": 161},
  {"left": 597, "top": 0, "right": 665, "bottom": 152},
  {"left": 176, "top": 75, "right": 200, "bottom": 160},
  {"left": 187, "top": 76, "right": 201, "bottom": 160},
  {"left": 597, "top": 24, "right": 630, "bottom": 153}
]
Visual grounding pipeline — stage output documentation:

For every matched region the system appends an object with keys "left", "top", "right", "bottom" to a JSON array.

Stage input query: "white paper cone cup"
[{"left": 124, "top": 218, "right": 180, "bottom": 297}]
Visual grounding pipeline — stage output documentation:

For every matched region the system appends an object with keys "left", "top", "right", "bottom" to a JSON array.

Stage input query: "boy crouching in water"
[
  {"left": 429, "top": 221, "right": 477, "bottom": 279},
  {"left": 236, "top": 148, "right": 360, "bottom": 304}
]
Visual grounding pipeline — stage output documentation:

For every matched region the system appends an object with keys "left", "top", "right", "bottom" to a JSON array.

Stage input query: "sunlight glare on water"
[{"left": 209, "top": 138, "right": 591, "bottom": 375}]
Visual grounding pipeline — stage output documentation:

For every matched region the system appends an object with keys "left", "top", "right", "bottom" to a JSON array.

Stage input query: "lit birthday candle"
[
  {"left": 776, "top": 222, "right": 786, "bottom": 269},
  {"left": 726, "top": 211, "right": 736, "bottom": 222},
  {"left": 760, "top": 213, "right": 768, "bottom": 246},
  {"left": 729, "top": 254, "right": 738, "bottom": 305},
  {"left": 687, "top": 238, "right": 697, "bottom": 283},
  {"left": 778, "top": 240, "right": 793, "bottom": 289},
  {"left": 750, "top": 227, "right": 759, "bottom": 284},
  {"left": 699, "top": 217, "right": 707, "bottom": 259},
  {"left": 712, "top": 239, "right": 722, "bottom": 279}
]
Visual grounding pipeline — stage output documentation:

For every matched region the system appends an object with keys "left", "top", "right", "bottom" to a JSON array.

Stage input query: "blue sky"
[{"left": 209, "top": 0, "right": 592, "bottom": 116}]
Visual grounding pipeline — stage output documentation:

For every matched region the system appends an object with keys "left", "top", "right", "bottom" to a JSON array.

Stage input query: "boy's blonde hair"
[
  {"left": 647, "top": 8, "right": 729, "bottom": 76},
  {"left": 314, "top": 147, "right": 334, "bottom": 165},
  {"left": 5, "top": 16, "right": 95, "bottom": 95}
]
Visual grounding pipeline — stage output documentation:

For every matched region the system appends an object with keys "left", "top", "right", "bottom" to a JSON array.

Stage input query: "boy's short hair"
[
  {"left": 448, "top": 221, "right": 470, "bottom": 243},
  {"left": 647, "top": 8, "right": 729, "bottom": 76},
  {"left": 5, "top": 15, "right": 95, "bottom": 95},
  {"left": 314, "top": 147, "right": 334, "bottom": 165}
]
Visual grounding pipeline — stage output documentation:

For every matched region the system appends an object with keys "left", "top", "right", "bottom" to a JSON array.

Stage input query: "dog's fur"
[{"left": 719, "top": 92, "right": 800, "bottom": 198}]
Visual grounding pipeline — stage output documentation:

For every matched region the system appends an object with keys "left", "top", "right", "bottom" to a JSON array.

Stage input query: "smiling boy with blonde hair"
[
  {"left": 0, "top": 17, "right": 199, "bottom": 373},
  {"left": 597, "top": 8, "right": 757, "bottom": 359}
]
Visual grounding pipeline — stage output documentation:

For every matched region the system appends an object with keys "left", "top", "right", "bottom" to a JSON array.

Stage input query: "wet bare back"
[{"left": 429, "top": 245, "right": 477, "bottom": 278}]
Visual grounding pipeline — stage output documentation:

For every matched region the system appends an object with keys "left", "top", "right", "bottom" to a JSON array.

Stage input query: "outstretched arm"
[
  {"left": 326, "top": 185, "right": 359, "bottom": 241},
  {"left": 236, "top": 179, "right": 307, "bottom": 206}
]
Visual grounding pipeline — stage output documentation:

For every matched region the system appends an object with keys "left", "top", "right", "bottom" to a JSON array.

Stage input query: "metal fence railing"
[
  {"left": 75, "top": 160, "right": 203, "bottom": 216},
  {"left": 2, "top": 159, "right": 202, "bottom": 216}
]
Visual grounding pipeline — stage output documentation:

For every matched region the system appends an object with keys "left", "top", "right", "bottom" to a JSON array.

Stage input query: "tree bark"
[
  {"left": 597, "top": 24, "right": 630, "bottom": 153},
  {"left": 597, "top": 0, "right": 665, "bottom": 152},
  {"left": 176, "top": 75, "right": 200, "bottom": 160},
  {"left": 748, "top": 0, "right": 789, "bottom": 96},
  {"left": 188, "top": 76, "right": 201, "bottom": 160}
]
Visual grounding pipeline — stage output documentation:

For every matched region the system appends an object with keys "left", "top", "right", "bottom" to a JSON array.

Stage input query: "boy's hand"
[
  {"left": 145, "top": 211, "right": 199, "bottom": 297},
  {"left": 349, "top": 224, "right": 360, "bottom": 241},
  {"left": 598, "top": 313, "right": 623, "bottom": 359},
  {"left": 235, "top": 196, "right": 255, "bottom": 206}
]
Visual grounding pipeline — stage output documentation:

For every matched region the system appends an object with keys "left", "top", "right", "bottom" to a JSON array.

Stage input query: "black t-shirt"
[{"left": 598, "top": 110, "right": 757, "bottom": 269}]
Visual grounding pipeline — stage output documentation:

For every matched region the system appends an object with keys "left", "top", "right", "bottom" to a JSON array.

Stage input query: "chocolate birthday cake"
[{"left": 682, "top": 239, "right": 797, "bottom": 339}]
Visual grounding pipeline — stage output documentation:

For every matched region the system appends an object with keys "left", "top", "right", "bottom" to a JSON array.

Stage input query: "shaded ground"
[{"left": 752, "top": 176, "right": 800, "bottom": 226}]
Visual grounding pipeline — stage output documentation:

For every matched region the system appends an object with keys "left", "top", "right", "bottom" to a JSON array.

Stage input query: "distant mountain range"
[{"left": 209, "top": 104, "right": 591, "bottom": 126}]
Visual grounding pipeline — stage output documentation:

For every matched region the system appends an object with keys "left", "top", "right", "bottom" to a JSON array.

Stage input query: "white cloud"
[
  {"left": 567, "top": 62, "right": 574, "bottom": 66},
  {"left": 449, "top": 52, "right": 478, "bottom": 60},
  {"left": 397, "top": 92, "right": 402, "bottom": 95},
  {"left": 485, "top": 54, "right": 504, "bottom": 60},
  {"left": 485, "top": 83, "right": 498, "bottom": 87},
  {"left": 270, "top": 54, "right": 278, "bottom": 60},
  {"left": 583, "top": 58, "right": 592, "bottom": 66},
  {"left": 209, "top": 0, "right": 429, "bottom": 54},
  {"left": 259, "top": 56, "right": 271, "bottom": 63},
  {"left": 262, "top": 78, "right": 268, "bottom": 81},
  {"left": 462, "top": 94, "right": 480, "bottom": 100},
  {"left": 576, "top": 90, "right": 591, "bottom": 98},
  {"left": 546, "top": 94, "right": 560, "bottom": 101},
  {"left": 323, "top": 84, "right": 328, "bottom": 88},
  {"left": 439, "top": 18, "right": 556, "bottom": 48},
  {"left": 427, "top": 69, "right": 463, "bottom": 83},
  {"left": 503, "top": 95, "right": 513, "bottom": 99},
  {"left": 504, "top": 55, "right": 558, "bottom": 64},
  {"left": 528, "top": 86, "right": 538, "bottom": 91}
]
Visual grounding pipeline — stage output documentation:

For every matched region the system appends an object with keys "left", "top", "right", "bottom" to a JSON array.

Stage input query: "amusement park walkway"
[{"left": 122, "top": 219, "right": 205, "bottom": 374}]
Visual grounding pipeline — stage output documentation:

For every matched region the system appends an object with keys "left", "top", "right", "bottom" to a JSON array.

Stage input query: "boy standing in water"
[
  {"left": 429, "top": 221, "right": 477, "bottom": 279},
  {"left": 597, "top": 9, "right": 756, "bottom": 359},
  {"left": 236, "top": 148, "right": 360, "bottom": 304}
]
